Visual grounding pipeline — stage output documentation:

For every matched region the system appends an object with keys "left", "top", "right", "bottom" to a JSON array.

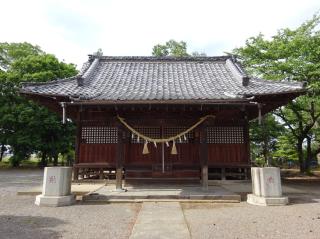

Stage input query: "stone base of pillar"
[
  {"left": 113, "top": 188, "right": 127, "bottom": 192},
  {"left": 247, "top": 194, "right": 288, "bottom": 206},
  {"left": 35, "top": 194, "right": 75, "bottom": 207}
]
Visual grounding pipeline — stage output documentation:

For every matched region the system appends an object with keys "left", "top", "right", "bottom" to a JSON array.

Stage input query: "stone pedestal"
[
  {"left": 247, "top": 167, "right": 288, "bottom": 206},
  {"left": 35, "top": 167, "right": 75, "bottom": 207}
]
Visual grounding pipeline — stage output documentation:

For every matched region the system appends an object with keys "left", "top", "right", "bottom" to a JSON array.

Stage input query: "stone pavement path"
[{"left": 130, "top": 202, "right": 191, "bottom": 239}]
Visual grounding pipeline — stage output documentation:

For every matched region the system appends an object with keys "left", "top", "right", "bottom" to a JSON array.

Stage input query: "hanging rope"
[{"left": 117, "top": 114, "right": 215, "bottom": 154}]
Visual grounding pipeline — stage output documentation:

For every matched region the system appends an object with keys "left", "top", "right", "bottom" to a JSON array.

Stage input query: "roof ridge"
[
  {"left": 88, "top": 55, "right": 231, "bottom": 62},
  {"left": 77, "top": 57, "right": 100, "bottom": 86},
  {"left": 225, "top": 59, "right": 250, "bottom": 86}
]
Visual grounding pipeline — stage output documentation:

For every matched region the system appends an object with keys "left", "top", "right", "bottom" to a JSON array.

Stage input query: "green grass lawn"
[
  {"left": 0, "top": 155, "right": 68, "bottom": 169},
  {"left": 0, "top": 156, "right": 39, "bottom": 168}
]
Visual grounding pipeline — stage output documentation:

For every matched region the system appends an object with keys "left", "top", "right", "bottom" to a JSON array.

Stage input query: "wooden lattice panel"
[
  {"left": 207, "top": 126, "right": 244, "bottom": 144},
  {"left": 131, "top": 127, "right": 161, "bottom": 144},
  {"left": 81, "top": 126, "right": 118, "bottom": 144},
  {"left": 163, "top": 127, "right": 194, "bottom": 144}
]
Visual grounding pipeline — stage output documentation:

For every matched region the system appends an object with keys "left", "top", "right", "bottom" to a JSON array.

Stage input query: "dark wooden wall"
[
  {"left": 76, "top": 117, "right": 250, "bottom": 169},
  {"left": 207, "top": 144, "right": 247, "bottom": 166},
  {"left": 79, "top": 144, "right": 116, "bottom": 165}
]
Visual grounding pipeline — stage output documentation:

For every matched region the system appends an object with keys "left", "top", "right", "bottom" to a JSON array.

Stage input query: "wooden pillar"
[
  {"left": 200, "top": 125, "right": 208, "bottom": 190},
  {"left": 244, "top": 117, "right": 251, "bottom": 168},
  {"left": 116, "top": 126, "right": 124, "bottom": 190},
  {"left": 244, "top": 168, "right": 249, "bottom": 180},
  {"left": 99, "top": 169, "right": 104, "bottom": 179},
  {"left": 221, "top": 168, "right": 226, "bottom": 180},
  {"left": 73, "top": 111, "right": 81, "bottom": 181}
]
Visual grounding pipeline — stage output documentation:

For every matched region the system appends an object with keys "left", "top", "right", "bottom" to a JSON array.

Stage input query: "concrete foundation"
[
  {"left": 35, "top": 167, "right": 75, "bottom": 207},
  {"left": 35, "top": 194, "right": 75, "bottom": 207},
  {"left": 247, "top": 167, "right": 288, "bottom": 206}
]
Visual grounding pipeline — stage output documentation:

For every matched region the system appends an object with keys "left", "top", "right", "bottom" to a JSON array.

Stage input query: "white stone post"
[
  {"left": 247, "top": 167, "right": 288, "bottom": 206},
  {"left": 35, "top": 167, "right": 75, "bottom": 207}
]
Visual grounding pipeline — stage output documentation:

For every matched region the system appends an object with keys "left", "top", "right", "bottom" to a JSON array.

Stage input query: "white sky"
[{"left": 1, "top": 0, "right": 319, "bottom": 68}]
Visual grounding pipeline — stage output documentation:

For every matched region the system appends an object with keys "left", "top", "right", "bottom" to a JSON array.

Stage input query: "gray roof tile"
[{"left": 21, "top": 56, "right": 305, "bottom": 102}]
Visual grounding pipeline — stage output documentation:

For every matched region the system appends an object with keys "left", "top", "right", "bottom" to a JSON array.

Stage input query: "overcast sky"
[{"left": 1, "top": 0, "right": 319, "bottom": 68}]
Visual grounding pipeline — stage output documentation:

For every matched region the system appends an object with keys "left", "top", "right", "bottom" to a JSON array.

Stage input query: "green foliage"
[
  {"left": 11, "top": 54, "right": 76, "bottom": 82},
  {"left": 233, "top": 16, "right": 320, "bottom": 83},
  {"left": 0, "top": 42, "right": 43, "bottom": 71},
  {"left": 152, "top": 40, "right": 206, "bottom": 57},
  {"left": 250, "top": 114, "right": 284, "bottom": 165},
  {"left": 234, "top": 14, "right": 320, "bottom": 172},
  {"left": 152, "top": 40, "right": 189, "bottom": 57},
  {"left": 0, "top": 42, "right": 77, "bottom": 167},
  {"left": 273, "top": 135, "right": 298, "bottom": 162},
  {"left": 191, "top": 51, "right": 207, "bottom": 57}
]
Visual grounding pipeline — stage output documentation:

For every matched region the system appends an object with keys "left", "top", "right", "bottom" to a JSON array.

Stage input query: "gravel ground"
[
  {"left": 0, "top": 169, "right": 141, "bottom": 239},
  {"left": 182, "top": 201, "right": 320, "bottom": 239},
  {"left": 0, "top": 169, "right": 319, "bottom": 239}
]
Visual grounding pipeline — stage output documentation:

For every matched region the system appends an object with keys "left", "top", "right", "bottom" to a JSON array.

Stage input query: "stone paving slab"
[
  {"left": 17, "top": 183, "right": 105, "bottom": 196},
  {"left": 83, "top": 184, "right": 241, "bottom": 202},
  {"left": 130, "top": 202, "right": 190, "bottom": 239}
]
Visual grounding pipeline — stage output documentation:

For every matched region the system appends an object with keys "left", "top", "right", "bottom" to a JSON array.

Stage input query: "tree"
[
  {"left": 233, "top": 15, "right": 320, "bottom": 172},
  {"left": 152, "top": 40, "right": 207, "bottom": 57},
  {"left": 273, "top": 134, "right": 298, "bottom": 164},
  {"left": 0, "top": 42, "right": 77, "bottom": 167},
  {"left": 0, "top": 42, "right": 43, "bottom": 71},
  {"left": 191, "top": 51, "right": 207, "bottom": 57},
  {"left": 250, "top": 114, "right": 284, "bottom": 165},
  {"left": 152, "top": 40, "right": 189, "bottom": 57}
]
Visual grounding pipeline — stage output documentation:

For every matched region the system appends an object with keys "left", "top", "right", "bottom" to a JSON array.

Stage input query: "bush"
[{"left": 9, "top": 155, "right": 21, "bottom": 167}]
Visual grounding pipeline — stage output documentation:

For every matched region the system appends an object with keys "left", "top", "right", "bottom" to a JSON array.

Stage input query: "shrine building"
[{"left": 21, "top": 55, "right": 305, "bottom": 189}]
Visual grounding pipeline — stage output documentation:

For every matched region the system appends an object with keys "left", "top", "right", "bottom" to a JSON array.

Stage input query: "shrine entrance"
[{"left": 124, "top": 125, "right": 200, "bottom": 180}]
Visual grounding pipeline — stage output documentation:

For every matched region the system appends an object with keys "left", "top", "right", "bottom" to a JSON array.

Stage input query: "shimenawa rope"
[{"left": 117, "top": 115, "right": 215, "bottom": 154}]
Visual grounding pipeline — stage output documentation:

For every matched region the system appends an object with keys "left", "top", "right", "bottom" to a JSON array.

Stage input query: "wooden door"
[
  {"left": 125, "top": 125, "right": 200, "bottom": 179},
  {"left": 126, "top": 127, "right": 161, "bottom": 168},
  {"left": 163, "top": 126, "right": 200, "bottom": 178}
]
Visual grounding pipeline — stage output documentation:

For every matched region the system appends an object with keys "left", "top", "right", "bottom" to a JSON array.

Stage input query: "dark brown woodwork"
[
  {"left": 73, "top": 110, "right": 251, "bottom": 181},
  {"left": 116, "top": 126, "right": 124, "bottom": 190},
  {"left": 73, "top": 112, "right": 81, "bottom": 180},
  {"left": 207, "top": 144, "right": 248, "bottom": 165},
  {"left": 79, "top": 144, "right": 117, "bottom": 164},
  {"left": 200, "top": 125, "right": 208, "bottom": 189}
]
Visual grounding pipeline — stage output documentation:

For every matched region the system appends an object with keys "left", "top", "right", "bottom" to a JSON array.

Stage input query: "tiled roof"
[{"left": 21, "top": 56, "right": 305, "bottom": 103}]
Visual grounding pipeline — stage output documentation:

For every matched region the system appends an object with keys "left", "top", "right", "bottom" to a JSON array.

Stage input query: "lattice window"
[
  {"left": 207, "top": 126, "right": 244, "bottom": 144},
  {"left": 163, "top": 127, "right": 194, "bottom": 144},
  {"left": 81, "top": 126, "right": 118, "bottom": 144},
  {"left": 131, "top": 127, "right": 161, "bottom": 144}
]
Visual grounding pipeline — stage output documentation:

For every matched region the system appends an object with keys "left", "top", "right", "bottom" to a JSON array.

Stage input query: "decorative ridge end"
[
  {"left": 78, "top": 57, "right": 100, "bottom": 86},
  {"left": 242, "top": 76, "right": 250, "bottom": 86},
  {"left": 301, "top": 81, "right": 307, "bottom": 88},
  {"left": 77, "top": 76, "right": 84, "bottom": 86},
  {"left": 225, "top": 58, "right": 250, "bottom": 86}
]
